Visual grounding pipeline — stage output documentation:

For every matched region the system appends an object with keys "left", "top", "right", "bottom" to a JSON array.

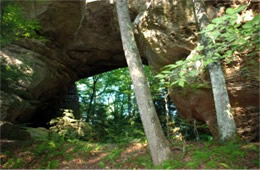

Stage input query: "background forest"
[{"left": 53, "top": 66, "right": 211, "bottom": 143}]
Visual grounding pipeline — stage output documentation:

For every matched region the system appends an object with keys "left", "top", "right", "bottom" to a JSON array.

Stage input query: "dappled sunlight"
[
  {"left": 86, "top": 0, "right": 115, "bottom": 4},
  {"left": 123, "top": 142, "right": 147, "bottom": 155},
  {"left": 237, "top": 9, "right": 254, "bottom": 23},
  {"left": 61, "top": 157, "right": 87, "bottom": 169},
  {"left": 130, "top": 67, "right": 143, "bottom": 79},
  {"left": 86, "top": 152, "right": 108, "bottom": 165},
  {"left": 143, "top": 29, "right": 167, "bottom": 55},
  {"left": 1, "top": 52, "right": 33, "bottom": 75},
  {"left": 1, "top": 136, "right": 259, "bottom": 169},
  {"left": 226, "top": 104, "right": 234, "bottom": 119},
  {"left": 48, "top": 141, "right": 57, "bottom": 148},
  {"left": 85, "top": 0, "right": 100, "bottom": 4}
]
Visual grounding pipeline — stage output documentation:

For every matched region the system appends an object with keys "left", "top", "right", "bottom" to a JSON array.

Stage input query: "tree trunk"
[
  {"left": 164, "top": 89, "right": 170, "bottom": 137},
  {"left": 192, "top": 0, "right": 237, "bottom": 141},
  {"left": 116, "top": 0, "right": 173, "bottom": 165},
  {"left": 127, "top": 84, "right": 132, "bottom": 114},
  {"left": 86, "top": 76, "right": 99, "bottom": 122},
  {"left": 0, "top": 0, "right": 7, "bottom": 20}
]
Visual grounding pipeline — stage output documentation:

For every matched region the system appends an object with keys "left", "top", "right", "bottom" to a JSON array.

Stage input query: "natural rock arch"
[{"left": 1, "top": 0, "right": 259, "bottom": 141}]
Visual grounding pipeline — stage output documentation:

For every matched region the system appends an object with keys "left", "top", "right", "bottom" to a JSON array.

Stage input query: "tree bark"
[
  {"left": 192, "top": 0, "right": 237, "bottom": 141},
  {"left": 116, "top": 0, "right": 173, "bottom": 165},
  {"left": 86, "top": 76, "right": 99, "bottom": 122},
  {"left": 164, "top": 89, "right": 170, "bottom": 137}
]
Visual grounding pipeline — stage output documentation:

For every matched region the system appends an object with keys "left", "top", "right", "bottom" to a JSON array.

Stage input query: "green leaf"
[
  {"left": 226, "top": 8, "right": 236, "bottom": 15},
  {"left": 226, "top": 5, "right": 247, "bottom": 15},
  {"left": 206, "top": 24, "right": 215, "bottom": 31},
  {"left": 170, "top": 81, "right": 178, "bottom": 86},
  {"left": 251, "top": 15, "right": 260, "bottom": 25},
  {"left": 161, "top": 70, "right": 172, "bottom": 74},
  {"left": 175, "top": 60, "right": 184, "bottom": 66},
  {"left": 242, "top": 22, "right": 253, "bottom": 29},
  {"left": 179, "top": 70, "right": 185, "bottom": 76},
  {"left": 178, "top": 80, "right": 185, "bottom": 87},
  {"left": 197, "top": 45, "right": 204, "bottom": 51},
  {"left": 234, "top": 5, "right": 248, "bottom": 13},
  {"left": 212, "top": 17, "right": 223, "bottom": 24},
  {"left": 155, "top": 74, "right": 165, "bottom": 79},
  {"left": 210, "top": 30, "right": 220, "bottom": 39},
  {"left": 219, "top": 163, "right": 230, "bottom": 168}
]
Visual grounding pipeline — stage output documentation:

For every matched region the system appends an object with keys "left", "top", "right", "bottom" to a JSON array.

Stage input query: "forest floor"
[{"left": 0, "top": 137, "right": 259, "bottom": 169}]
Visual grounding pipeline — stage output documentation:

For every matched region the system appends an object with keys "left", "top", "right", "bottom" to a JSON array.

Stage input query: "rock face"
[
  {"left": 0, "top": 121, "right": 31, "bottom": 140},
  {"left": 0, "top": 0, "right": 259, "bottom": 141},
  {"left": 0, "top": 0, "right": 127, "bottom": 125}
]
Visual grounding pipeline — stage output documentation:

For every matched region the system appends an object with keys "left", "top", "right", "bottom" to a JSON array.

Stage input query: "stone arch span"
[{"left": 1, "top": 0, "right": 259, "bottom": 141}]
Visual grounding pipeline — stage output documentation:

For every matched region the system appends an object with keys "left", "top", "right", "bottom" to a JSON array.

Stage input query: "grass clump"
[
  {"left": 155, "top": 160, "right": 184, "bottom": 169},
  {"left": 3, "top": 158, "right": 25, "bottom": 169},
  {"left": 136, "top": 154, "right": 153, "bottom": 169},
  {"left": 185, "top": 141, "right": 249, "bottom": 169}
]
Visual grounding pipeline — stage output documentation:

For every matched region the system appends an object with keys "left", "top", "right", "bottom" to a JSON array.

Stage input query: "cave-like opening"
[{"left": 29, "top": 66, "right": 212, "bottom": 142}]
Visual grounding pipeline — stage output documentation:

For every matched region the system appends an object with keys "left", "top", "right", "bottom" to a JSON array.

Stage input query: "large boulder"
[
  {"left": 26, "top": 127, "right": 49, "bottom": 140},
  {"left": 0, "top": 121, "right": 31, "bottom": 140}
]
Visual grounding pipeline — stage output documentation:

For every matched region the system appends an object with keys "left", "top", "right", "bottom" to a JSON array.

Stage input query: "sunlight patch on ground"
[
  {"left": 87, "top": 152, "right": 108, "bottom": 165},
  {"left": 123, "top": 143, "right": 147, "bottom": 155}
]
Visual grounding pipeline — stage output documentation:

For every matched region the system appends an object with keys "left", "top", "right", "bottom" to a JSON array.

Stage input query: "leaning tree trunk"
[
  {"left": 116, "top": 0, "right": 173, "bottom": 165},
  {"left": 192, "top": 0, "right": 237, "bottom": 141}
]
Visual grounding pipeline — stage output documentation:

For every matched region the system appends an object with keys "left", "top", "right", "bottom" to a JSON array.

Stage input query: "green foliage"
[
  {"left": 155, "top": 160, "right": 184, "bottom": 169},
  {"left": 1, "top": 1, "right": 46, "bottom": 46},
  {"left": 46, "top": 160, "right": 59, "bottom": 169},
  {"left": 34, "top": 135, "right": 66, "bottom": 157},
  {"left": 185, "top": 161, "right": 200, "bottom": 169},
  {"left": 172, "top": 115, "right": 213, "bottom": 141},
  {"left": 49, "top": 109, "right": 94, "bottom": 140},
  {"left": 76, "top": 66, "right": 210, "bottom": 142},
  {"left": 154, "top": 140, "right": 252, "bottom": 169},
  {"left": 105, "top": 148, "right": 123, "bottom": 162},
  {"left": 3, "top": 158, "right": 25, "bottom": 169},
  {"left": 76, "top": 66, "right": 176, "bottom": 143},
  {"left": 135, "top": 154, "right": 153, "bottom": 168},
  {"left": 156, "top": 5, "right": 259, "bottom": 88},
  {"left": 98, "top": 161, "right": 106, "bottom": 168},
  {"left": 1, "top": 58, "right": 26, "bottom": 82},
  {"left": 253, "top": 160, "right": 260, "bottom": 167},
  {"left": 0, "top": 57, "right": 33, "bottom": 94},
  {"left": 187, "top": 141, "right": 247, "bottom": 169},
  {"left": 206, "top": 160, "right": 218, "bottom": 168},
  {"left": 1, "top": 137, "right": 259, "bottom": 169}
]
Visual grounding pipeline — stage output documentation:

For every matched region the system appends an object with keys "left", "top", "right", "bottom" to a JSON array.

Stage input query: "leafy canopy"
[{"left": 0, "top": 1, "right": 45, "bottom": 46}]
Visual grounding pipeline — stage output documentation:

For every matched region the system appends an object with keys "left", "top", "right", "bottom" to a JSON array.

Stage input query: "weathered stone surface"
[
  {"left": 132, "top": 0, "right": 197, "bottom": 72},
  {"left": 0, "top": 0, "right": 127, "bottom": 125},
  {"left": 0, "top": 121, "right": 31, "bottom": 140},
  {"left": 0, "top": 41, "right": 78, "bottom": 123},
  {"left": 26, "top": 127, "right": 49, "bottom": 140},
  {"left": 16, "top": 0, "right": 86, "bottom": 48},
  {"left": 0, "top": 0, "right": 259, "bottom": 141},
  {"left": 0, "top": 121, "right": 13, "bottom": 139},
  {"left": 224, "top": 55, "right": 259, "bottom": 141}
]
